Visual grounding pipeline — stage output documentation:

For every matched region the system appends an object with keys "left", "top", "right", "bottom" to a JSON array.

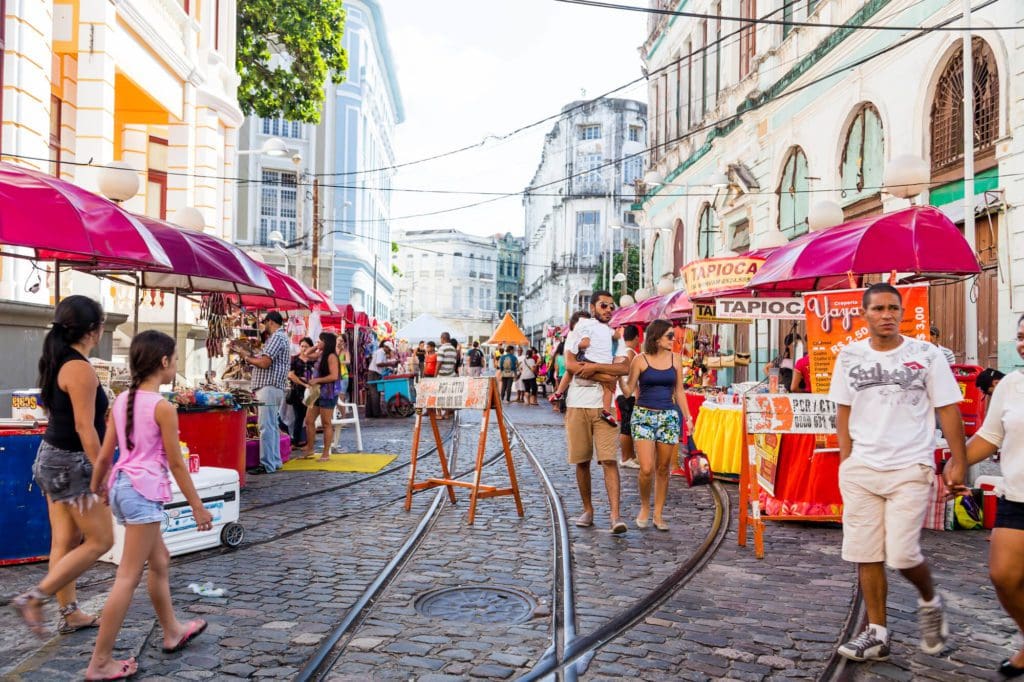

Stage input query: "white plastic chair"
[{"left": 331, "top": 400, "right": 363, "bottom": 452}]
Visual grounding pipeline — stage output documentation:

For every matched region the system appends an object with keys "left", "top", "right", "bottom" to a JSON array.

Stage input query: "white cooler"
[{"left": 100, "top": 466, "right": 244, "bottom": 565}]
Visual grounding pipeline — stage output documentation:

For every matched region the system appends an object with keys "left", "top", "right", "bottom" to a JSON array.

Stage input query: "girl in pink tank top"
[{"left": 86, "top": 331, "right": 212, "bottom": 680}]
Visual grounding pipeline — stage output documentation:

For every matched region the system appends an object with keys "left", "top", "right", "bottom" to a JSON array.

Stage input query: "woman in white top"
[{"left": 965, "top": 313, "right": 1024, "bottom": 678}]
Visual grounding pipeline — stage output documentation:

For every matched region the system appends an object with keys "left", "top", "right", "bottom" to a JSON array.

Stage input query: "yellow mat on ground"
[{"left": 282, "top": 453, "right": 397, "bottom": 473}]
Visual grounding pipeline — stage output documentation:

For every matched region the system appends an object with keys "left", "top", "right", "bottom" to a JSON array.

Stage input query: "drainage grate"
[{"left": 415, "top": 587, "right": 536, "bottom": 625}]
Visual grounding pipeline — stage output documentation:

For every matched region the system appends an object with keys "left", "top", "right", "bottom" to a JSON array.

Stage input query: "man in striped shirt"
[{"left": 437, "top": 332, "right": 458, "bottom": 377}]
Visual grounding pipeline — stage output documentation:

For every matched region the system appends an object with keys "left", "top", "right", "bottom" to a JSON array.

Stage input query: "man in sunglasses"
[{"left": 565, "top": 290, "right": 631, "bottom": 534}]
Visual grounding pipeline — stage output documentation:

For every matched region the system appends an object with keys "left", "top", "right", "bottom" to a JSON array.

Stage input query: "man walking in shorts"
[
  {"left": 829, "top": 283, "right": 967, "bottom": 662},
  {"left": 616, "top": 325, "right": 641, "bottom": 469},
  {"left": 566, "top": 290, "right": 630, "bottom": 533}
]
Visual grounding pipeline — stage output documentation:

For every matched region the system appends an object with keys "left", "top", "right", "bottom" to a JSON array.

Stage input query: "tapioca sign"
[{"left": 681, "top": 256, "right": 766, "bottom": 299}]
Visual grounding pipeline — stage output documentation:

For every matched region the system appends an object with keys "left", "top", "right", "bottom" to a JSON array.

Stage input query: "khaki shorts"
[
  {"left": 565, "top": 408, "right": 619, "bottom": 465},
  {"left": 838, "top": 457, "right": 934, "bottom": 569}
]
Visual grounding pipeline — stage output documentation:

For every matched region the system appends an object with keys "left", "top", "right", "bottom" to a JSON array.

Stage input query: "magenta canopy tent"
[
  {"left": 234, "top": 262, "right": 322, "bottom": 311},
  {"left": 608, "top": 294, "right": 665, "bottom": 329},
  {"left": 0, "top": 162, "right": 170, "bottom": 269},
  {"left": 747, "top": 206, "right": 981, "bottom": 292},
  {"left": 654, "top": 290, "right": 692, "bottom": 321}
]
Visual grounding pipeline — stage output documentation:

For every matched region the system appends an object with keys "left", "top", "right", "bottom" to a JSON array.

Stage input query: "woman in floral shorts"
[{"left": 622, "top": 319, "right": 695, "bottom": 531}]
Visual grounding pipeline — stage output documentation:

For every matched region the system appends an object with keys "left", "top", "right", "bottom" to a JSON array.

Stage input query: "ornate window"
[
  {"left": 778, "top": 147, "right": 810, "bottom": 239},
  {"left": 840, "top": 103, "right": 884, "bottom": 202},
  {"left": 930, "top": 38, "right": 999, "bottom": 174},
  {"left": 672, "top": 218, "right": 686, "bottom": 274},
  {"left": 697, "top": 203, "right": 715, "bottom": 259}
]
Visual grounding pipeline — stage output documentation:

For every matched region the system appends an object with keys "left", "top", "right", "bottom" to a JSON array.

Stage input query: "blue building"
[{"left": 321, "top": 0, "right": 405, "bottom": 320}]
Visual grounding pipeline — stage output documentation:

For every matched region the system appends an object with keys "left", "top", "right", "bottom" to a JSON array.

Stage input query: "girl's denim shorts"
[{"left": 109, "top": 471, "right": 165, "bottom": 525}]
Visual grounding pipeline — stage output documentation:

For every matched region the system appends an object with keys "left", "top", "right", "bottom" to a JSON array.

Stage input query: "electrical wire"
[{"left": 556, "top": 0, "right": 1018, "bottom": 31}]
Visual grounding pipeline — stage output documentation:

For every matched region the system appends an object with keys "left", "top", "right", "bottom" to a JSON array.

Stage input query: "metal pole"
[
  {"left": 371, "top": 254, "right": 378, "bottom": 320},
  {"left": 133, "top": 276, "right": 141, "bottom": 336},
  {"left": 961, "top": 0, "right": 978, "bottom": 364},
  {"left": 172, "top": 288, "right": 179, "bottom": 388},
  {"left": 53, "top": 261, "right": 61, "bottom": 305},
  {"left": 311, "top": 179, "right": 320, "bottom": 290}
]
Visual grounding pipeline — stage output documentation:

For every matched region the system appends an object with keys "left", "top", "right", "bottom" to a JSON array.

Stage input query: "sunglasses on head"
[{"left": 596, "top": 302, "right": 616, "bottom": 310}]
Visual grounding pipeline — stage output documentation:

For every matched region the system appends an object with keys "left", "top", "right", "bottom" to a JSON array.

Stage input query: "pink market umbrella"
[
  {"left": 234, "top": 263, "right": 317, "bottom": 310},
  {"left": 748, "top": 206, "right": 981, "bottom": 292},
  {"left": 0, "top": 162, "right": 170, "bottom": 269},
  {"left": 608, "top": 294, "right": 665, "bottom": 329},
  {"left": 309, "top": 289, "right": 340, "bottom": 313},
  {"left": 654, "top": 290, "right": 692, "bottom": 321}
]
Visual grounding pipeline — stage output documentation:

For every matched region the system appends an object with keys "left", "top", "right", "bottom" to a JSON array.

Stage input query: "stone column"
[{"left": 73, "top": 0, "right": 117, "bottom": 193}]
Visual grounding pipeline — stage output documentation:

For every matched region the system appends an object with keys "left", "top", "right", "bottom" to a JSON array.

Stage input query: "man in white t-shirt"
[
  {"left": 829, "top": 283, "right": 967, "bottom": 664},
  {"left": 565, "top": 291, "right": 630, "bottom": 534}
]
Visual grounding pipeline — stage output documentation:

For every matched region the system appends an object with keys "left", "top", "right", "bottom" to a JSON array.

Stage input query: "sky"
[{"left": 383, "top": 0, "right": 647, "bottom": 238}]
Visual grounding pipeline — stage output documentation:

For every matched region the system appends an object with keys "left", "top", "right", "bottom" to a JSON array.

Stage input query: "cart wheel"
[
  {"left": 389, "top": 395, "right": 415, "bottom": 418},
  {"left": 220, "top": 522, "right": 245, "bottom": 548}
]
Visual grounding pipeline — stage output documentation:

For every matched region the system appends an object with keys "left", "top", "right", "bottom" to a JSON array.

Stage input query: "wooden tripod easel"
[{"left": 404, "top": 377, "right": 524, "bottom": 524}]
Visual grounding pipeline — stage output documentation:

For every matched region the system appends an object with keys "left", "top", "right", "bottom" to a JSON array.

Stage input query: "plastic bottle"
[{"left": 180, "top": 441, "right": 190, "bottom": 464}]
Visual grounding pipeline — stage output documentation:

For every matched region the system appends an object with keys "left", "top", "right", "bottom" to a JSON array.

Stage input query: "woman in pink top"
[{"left": 86, "top": 331, "right": 212, "bottom": 681}]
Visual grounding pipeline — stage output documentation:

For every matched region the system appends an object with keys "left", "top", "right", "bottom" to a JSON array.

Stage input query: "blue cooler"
[{"left": 0, "top": 428, "right": 51, "bottom": 565}]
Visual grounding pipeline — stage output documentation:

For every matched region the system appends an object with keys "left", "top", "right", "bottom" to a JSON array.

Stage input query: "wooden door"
[
  {"left": 734, "top": 324, "right": 750, "bottom": 382},
  {"left": 976, "top": 214, "right": 999, "bottom": 367},
  {"left": 929, "top": 279, "right": 966, "bottom": 362}
]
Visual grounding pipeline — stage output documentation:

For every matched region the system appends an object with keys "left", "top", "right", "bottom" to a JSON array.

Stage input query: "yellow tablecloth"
[{"left": 692, "top": 402, "right": 745, "bottom": 475}]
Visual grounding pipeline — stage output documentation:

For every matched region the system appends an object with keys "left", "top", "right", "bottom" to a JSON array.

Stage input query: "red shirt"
[{"left": 794, "top": 355, "right": 811, "bottom": 392}]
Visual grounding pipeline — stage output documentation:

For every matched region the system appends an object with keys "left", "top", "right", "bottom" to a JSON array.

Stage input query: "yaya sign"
[{"left": 802, "top": 284, "right": 930, "bottom": 394}]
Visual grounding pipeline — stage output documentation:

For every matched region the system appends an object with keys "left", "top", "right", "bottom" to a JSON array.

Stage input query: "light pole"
[{"left": 267, "top": 229, "right": 291, "bottom": 277}]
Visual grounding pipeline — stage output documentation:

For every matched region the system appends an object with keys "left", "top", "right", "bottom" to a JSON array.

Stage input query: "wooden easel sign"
[
  {"left": 404, "top": 377, "right": 524, "bottom": 524},
  {"left": 739, "top": 394, "right": 840, "bottom": 559}
]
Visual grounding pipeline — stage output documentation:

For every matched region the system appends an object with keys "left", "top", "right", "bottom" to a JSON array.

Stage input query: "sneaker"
[
  {"left": 246, "top": 466, "right": 268, "bottom": 475},
  {"left": 837, "top": 626, "right": 890, "bottom": 662},
  {"left": 621, "top": 458, "right": 640, "bottom": 469},
  {"left": 918, "top": 594, "right": 949, "bottom": 654}
]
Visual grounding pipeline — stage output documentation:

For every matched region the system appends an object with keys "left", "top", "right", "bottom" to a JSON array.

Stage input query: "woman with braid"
[{"left": 85, "top": 331, "right": 211, "bottom": 680}]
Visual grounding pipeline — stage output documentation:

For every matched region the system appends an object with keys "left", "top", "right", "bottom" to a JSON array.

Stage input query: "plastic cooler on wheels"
[
  {"left": 951, "top": 365, "right": 986, "bottom": 436},
  {"left": 100, "top": 466, "right": 244, "bottom": 565}
]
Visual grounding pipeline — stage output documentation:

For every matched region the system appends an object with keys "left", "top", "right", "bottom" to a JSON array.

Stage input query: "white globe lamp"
[
  {"left": 97, "top": 161, "right": 140, "bottom": 203},
  {"left": 656, "top": 276, "right": 675, "bottom": 295},
  {"left": 883, "top": 154, "right": 930, "bottom": 200},
  {"left": 172, "top": 206, "right": 205, "bottom": 231},
  {"left": 643, "top": 170, "right": 665, "bottom": 186},
  {"left": 807, "top": 200, "right": 845, "bottom": 232},
  {"left": 758, "top": 229, "right": 790, "bottom": 248},
  {"left": 708, "top": 170, "right": 730, "bottom": 189},
  {"left": 634, "top": 287, "right": 650, "bottom": 302},
  {"left": 619, "top": 294, "right": 635, "bottom": 307}
]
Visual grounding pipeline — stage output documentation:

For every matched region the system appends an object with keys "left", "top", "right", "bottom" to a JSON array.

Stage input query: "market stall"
[{"left": 0, "top": 424, "right": 50, "bottom": 564}]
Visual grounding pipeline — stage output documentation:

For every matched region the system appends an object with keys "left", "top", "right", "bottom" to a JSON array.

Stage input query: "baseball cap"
[
  {"left": 382, "top": 340, "right": 394, "bottom": 349},
  {"left": 262, "top": 311, "right": 284, "bottom": 325}
]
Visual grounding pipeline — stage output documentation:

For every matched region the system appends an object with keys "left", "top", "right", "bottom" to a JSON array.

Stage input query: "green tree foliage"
[
  {"left": 237, "top": 0, "right": 348, "bottom": 123},
  {"left": 592, "top": 243, "right": 641, "bottom": 299}
]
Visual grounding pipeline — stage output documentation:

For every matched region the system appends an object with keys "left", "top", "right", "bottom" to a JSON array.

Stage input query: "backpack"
[
  {"left": 468, "top": 348, "right": 483, "bottom": 367},
  {"left": 501, "top": 355, "right": 516, "bottom": 378},
  {"left": 424, "top": 354, "right": 438, "bottom": 377}
]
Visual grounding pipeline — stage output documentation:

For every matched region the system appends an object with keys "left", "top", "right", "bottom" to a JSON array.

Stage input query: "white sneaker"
[
  {"left": 919, "top": 593, "right": 949, "bottom": 654},
  {"left": 621, "top": 458, "right": 640, "bottom": 469},
  {"left": 837, "top": 626, "right": 890, "bottom": 662}
]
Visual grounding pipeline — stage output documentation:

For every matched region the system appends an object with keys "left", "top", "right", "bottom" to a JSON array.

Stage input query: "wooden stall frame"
[
  {"left": 738, "top": 394, "right": 841, "bottom": 559},
  {"left": 404, "top": 377, "right": 524, "bottom": 524}
]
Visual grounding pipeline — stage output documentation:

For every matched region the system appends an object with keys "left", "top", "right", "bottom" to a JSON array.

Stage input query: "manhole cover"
[{"left": 415, "top": 587, "right": 535, "bottom": 624}]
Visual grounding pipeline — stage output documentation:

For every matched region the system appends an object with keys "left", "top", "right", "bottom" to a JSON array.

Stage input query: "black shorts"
[
  {"left": 615, "top": 395, "right": 635, "bottom": 436},
  {"left": 996, "top": 497, "right": 1024, "bottom": 531}
]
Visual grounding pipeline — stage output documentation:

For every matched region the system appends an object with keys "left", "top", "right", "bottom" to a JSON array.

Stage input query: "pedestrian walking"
[
  {"left": 437, "top": 332, "right": 458, "bottom": 377},
  {"left": 615, "top": 325, "right": 641, "bottom": 469},
  {"left": 286, "top": 337, "right": 316, "bottom": 449},
  {"left": 829, "top": 283, "right": 967, "bottom": 662},
  {"left": 467, "top": 341, "right": 485, "bottom": 378},
  {"left": 337, "top": 333, "right": 351, "bottom": 402},
  {"left": 415, "top": 341, "right": 427, "bottom": 378},
  {"left": 930, "top": 325, "right": 957, "bottom": 364},
  {"left": 964, "top": 314, "right": 1024, "bottom": 678},
  {"left": 12, "top": 296, "right": 111, "bottom": 637},
  {"left": 84, "top": 330, "right": 211, "bottom": 681},
  {"left": 521, "top": 347, "right": 539, "bottom": 405},
  {"left": 235, "top": 311, "right": 290, "bottom": 474},
  {"left": 303, "top": 332, "right": 342, "bottom": 462},
  {"left": 621, "top": 320, "right": 694, "bottom": 531},
  {"left": 565, "top": 291, "right": 630, "bottom": 534},
  {"left": 513, "top": 347, "right": 525, "bottom": 402},
  {"left": 498, "top": 346, "right": 518, "bottom": 402}
]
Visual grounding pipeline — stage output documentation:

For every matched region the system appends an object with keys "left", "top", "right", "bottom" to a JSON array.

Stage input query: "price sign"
[
  {"left": 414, "top": 377, "right": 491, "bottom": 410},
  {"left": 745, "top": 394, "right": 838, "bottom": 434}
]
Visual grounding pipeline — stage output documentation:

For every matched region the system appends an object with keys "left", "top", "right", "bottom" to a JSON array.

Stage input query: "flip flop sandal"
[
  {"left": 57, "top": 602, "right": 100, "bottom": 635},
  {"left": 162, "top": 619, "right": 208, "bottom": 654},
  {"left": 611, "top": 521, "right": 628, "bottom": 535},
  {"left": 11, "top": 587, "right": 48, "bottom": 637},
  {"left": 85, "top": 658, "right": 137, "bottom": 681}
]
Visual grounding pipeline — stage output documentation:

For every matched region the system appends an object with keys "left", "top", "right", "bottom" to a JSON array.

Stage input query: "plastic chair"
[{"left": 331, "top": 400, "right": 363, "bottom": 452}]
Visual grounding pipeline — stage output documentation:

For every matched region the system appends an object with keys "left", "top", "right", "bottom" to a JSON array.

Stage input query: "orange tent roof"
[{"left": 486, "top": 312, "right": 529, "bottom": 346}]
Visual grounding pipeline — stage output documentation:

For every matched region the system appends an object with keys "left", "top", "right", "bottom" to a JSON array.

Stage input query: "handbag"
[
  {"left": 705, "top": 356, "right": 722, "bottom": 369},
  {"left": 734, "top": 352, "right": 751, "bottom": 366},
  {"left": 303, "top": 385, "right": 319, "bottom": 408},
  {"left": 683, "top": 437, "right": 713, "bottom": 487},
  {"left": 719, "top": 353, "right": 735, "bottom": 368}
]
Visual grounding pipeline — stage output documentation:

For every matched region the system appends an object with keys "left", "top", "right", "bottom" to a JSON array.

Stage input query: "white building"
[
  {"left": 521, "top": 98, "right": 647, "bottom": 345},
  {"left": 641, "top": 0, "right": 1023, "bottom": 372},
  {"left": 1, "top": 0, "right": 243, "bottom": 381},
  {"left": 392, "top": 229, "right": 501, "bottom": 343}
]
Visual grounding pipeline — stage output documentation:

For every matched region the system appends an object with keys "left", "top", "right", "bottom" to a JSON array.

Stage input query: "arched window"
[
  {"left": 778, "top": 146, "right": 809, "bottom": 239},
  {"left": 651, "top": 232, "right": 665, "bottom": 282},
  {"left": 840, "top": 103, "right": 884, "bottom": 202},
  {"left": 672, "top": 218, "right": 686, "bottom": 274},
  {"left": 930, "top": 38, "right": 999, "bottom": 174},
  {"left": 697, "top": 203, "right": 714, "bottom": 259}
]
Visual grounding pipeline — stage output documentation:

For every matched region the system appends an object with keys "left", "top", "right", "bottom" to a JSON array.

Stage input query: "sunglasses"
[
  {"left": 665, "top": 332, "right": 675, "bottom": 340},
  {"left": 596, "top": 302, "right": 616, "bottom": 310}
]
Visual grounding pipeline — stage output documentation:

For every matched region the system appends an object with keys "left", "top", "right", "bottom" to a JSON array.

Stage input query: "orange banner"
[{"left": 802, "top": 285, "right": 930, "bottom": 394}]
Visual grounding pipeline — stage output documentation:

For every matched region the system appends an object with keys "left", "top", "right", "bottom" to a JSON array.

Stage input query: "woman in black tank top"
[{"left": 12, "top": 296, "right": 113, "bottom": 636}]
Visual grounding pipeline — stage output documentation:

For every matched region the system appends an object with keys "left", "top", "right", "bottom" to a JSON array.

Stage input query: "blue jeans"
[{"left": 256, "top": 386, "right": 285, "bottom": 472}]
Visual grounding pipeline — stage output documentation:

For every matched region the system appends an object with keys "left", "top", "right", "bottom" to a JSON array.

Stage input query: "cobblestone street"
[{"left": 0, "top": 404, "right": 1014, "bottom": 681}]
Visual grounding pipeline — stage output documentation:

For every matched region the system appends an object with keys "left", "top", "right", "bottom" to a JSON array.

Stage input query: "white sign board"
[
  {"left": 414, "top": 377, "right": 491, "bottom": 410},
  {"left": 745, "top": 394, "right": 838, "bottom": 434},
  {"left": 717, "top": 297, "right": 806, "bottom": 320}
]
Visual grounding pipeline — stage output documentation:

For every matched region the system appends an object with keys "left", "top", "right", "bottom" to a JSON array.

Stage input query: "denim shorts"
[
  {"left": 109, "top": 471, "right": 165, "bottom": 525},
  {"left": 33, "top": 441, "right": 95, "bottom": 506},
  {"left": 316, "top": 397, "right": 336, "bottom": 409}
]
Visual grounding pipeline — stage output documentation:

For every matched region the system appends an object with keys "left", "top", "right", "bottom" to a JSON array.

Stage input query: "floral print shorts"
[{"left": 630, "top": 405, "right": 681, "bottom": 445}]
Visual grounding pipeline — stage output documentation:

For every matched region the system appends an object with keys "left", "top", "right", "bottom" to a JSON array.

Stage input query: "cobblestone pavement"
[{"left": 0, "top": 402, "right": 1014, "bottom": 681}]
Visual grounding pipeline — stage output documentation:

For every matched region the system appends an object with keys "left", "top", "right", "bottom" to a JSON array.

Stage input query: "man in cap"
[
  {"left": 238, "top": 311, "right": 291, "bottom": 474},
  {"left": 367, "top": 340, "right": 398, "bottom": 418}
]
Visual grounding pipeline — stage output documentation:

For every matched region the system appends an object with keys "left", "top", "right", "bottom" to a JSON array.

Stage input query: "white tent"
[{"left": 394, "top": 313, "right": 464, "bottom": 343}]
